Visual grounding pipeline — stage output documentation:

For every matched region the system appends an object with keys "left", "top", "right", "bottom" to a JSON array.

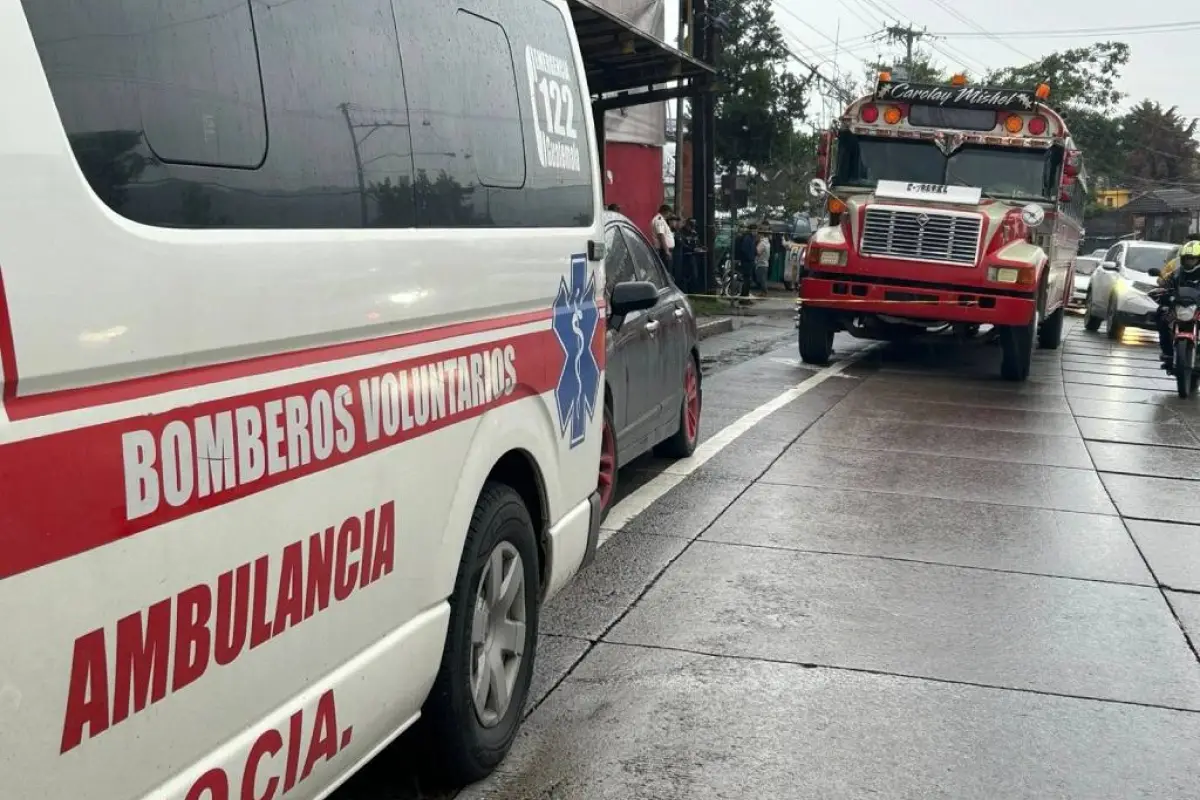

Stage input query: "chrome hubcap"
[{"left": 469, "top": 541, "right": 526, "bottom": 727}]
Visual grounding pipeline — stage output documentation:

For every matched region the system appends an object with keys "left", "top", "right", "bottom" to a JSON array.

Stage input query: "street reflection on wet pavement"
[{"left": 337, "top": 317, "right": 1200, "bottom": 799}]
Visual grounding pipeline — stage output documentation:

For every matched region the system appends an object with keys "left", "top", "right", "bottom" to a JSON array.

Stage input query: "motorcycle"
[
  {"left": 1151, "top": 285, "right": 1200, "bottom": 398},
  {"left": 716, "top": 257, "right": 744, "bottom": 300}
]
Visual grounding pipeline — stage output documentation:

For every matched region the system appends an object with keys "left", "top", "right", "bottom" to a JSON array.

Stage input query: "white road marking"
[{"left": 597, "top": 347, "right": 874, "bottom": 547}]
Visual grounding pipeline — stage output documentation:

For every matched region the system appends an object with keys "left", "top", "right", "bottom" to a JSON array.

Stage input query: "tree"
[
  {"left": 710, "top": 0, "right": 808, "bottom": 172},
  {"left": 985, "top": 42, "right": 1129, "bottom": 110},
  {"left": 750, "top": 128, "right": 818, "bottom": 213},
  {"left": 985, "top": 43, "right": 1131, "bottom": 190},
  {"left": 1121, "top": 101, "right": 1198, "bottom": 189}
]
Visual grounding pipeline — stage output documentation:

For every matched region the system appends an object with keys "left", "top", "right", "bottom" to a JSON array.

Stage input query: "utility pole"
[
  {"left": 884, "top": 23, "right": 926, "bottom": 74},
  {"left": 340, "top": 102, "right": 368, "bottom": 227},
  {"left": 672, "top": 0, "right": 692, "bottom": 212}
]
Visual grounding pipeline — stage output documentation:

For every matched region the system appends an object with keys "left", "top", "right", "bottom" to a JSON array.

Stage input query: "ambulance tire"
[{"left": 422, "top": 481, "right": 540, "bottom": 786}]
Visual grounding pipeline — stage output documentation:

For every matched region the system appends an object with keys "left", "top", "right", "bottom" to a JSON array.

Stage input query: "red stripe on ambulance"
[
  {"left": 0, "top": 303, "right": 553, "bottom": 420},
  {"left": 1, "top": 330, "right": 562, "bottom": 581}
]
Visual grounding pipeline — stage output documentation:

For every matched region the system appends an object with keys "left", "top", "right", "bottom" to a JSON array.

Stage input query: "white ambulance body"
[{"left": 0, "top": 0, "right": 604, "bottom": 797}]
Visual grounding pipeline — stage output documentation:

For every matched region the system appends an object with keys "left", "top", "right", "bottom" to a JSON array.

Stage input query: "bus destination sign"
[{"left": 874, "top": 79, "right": 1037, "bottom": 112}]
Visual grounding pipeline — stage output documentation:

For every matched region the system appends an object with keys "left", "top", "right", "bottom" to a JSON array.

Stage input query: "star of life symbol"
[{"left": 552, "top": 254, "right": 601, "bottom": 448}]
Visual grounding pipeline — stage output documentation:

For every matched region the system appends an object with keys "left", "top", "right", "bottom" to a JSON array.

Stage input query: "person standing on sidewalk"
[
  {"left": 651, "top": 204, "right": 675, "bottom": 267},
  {"left": 754, "top": 227, "right": 771, "bottom": 293},
  {"left": 735, "top": 225, "right": 757, "bottom": 297}
]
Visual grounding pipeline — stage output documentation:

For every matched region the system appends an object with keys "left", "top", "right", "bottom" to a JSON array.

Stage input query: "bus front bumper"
[{"left": 801, "top": 273, "right": 1037, "bottom": 327}]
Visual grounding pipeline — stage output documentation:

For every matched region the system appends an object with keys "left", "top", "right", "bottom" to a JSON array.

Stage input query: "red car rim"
[
  {"left": 684, "top": 361, "right": 700, "bottom": 442},
  {"left": 598, "top": 416, "right": 615, "bottom": 509}
]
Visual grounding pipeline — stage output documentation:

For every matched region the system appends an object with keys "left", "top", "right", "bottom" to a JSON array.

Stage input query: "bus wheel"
[
  {"left": 423, "top": 481, "right": 539, "bottom": 785},
  {"left": 999, "top": 317, "right": 1034, "bottom": 381},
  {"left": 1038, "top": 305, "right": 1064, "bottom": 349},
  {"left": 799, "top": 308, "right": 834, "bottom": 365}
]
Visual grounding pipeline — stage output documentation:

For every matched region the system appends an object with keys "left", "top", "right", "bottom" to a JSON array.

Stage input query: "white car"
[
  {"left": 1070, "top": 255, "right": 1101, "bottom": 308},
  {"left": 1085, "top": 241, "right": 1180, "bottom": 338}
]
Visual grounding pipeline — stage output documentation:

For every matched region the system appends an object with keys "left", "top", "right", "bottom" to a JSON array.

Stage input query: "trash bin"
[{"left": 768, "top": 251, "right": 785, "bottom": 283}]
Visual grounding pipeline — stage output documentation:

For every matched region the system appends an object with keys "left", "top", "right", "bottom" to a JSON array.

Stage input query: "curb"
[{"left": 697, "top": 317, "right": 734, "bottom": 340}]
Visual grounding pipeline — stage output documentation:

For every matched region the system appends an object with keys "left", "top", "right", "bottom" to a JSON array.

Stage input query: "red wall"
[{"left": 604, "top": 141, "right": 664, "bottom": 240}]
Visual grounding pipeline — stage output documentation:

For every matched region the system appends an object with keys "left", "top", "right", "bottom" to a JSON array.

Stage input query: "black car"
[{"left": 599, "top": 211, "right": 702, "bottom": 516}]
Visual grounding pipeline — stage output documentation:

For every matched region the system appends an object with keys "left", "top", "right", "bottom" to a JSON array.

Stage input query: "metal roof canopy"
[{"left": 568, "top": 0, "right": 715, "bottom": 112}]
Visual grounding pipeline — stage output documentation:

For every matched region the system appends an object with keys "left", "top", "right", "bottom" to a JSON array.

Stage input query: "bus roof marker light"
[
  {"left": 878, "top": 71, "right": 891, "bottom": 82},
  {"left": 1036, "top": 83, "right": 1051, "bottom": 100},
  {"left": 950, "top": 73, "right": 967, "bottom": 86}
]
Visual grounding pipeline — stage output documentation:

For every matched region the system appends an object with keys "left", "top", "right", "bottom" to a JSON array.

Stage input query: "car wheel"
[
  {"left": 598, "top": 403, "right": 617, "bottom": 522},
  {"left": 1106, "top": 298, "right": 1124, "bottom": 340},
  {"left": 656, "top": 354, "right": 702, "bottom": 458},
  {"left": 1084, "top": 289, "right": 1102, "bottom": 331},
  {"left": 422, "top": 481, "right": 539, "bottom": 785}
]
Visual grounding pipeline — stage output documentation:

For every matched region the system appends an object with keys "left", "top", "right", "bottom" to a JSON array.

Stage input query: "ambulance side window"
[
  {"left": 250, "top": 0, "right": 416, "bottom": 228},
  {"left": 394, "top": 0, "right": 594, "bottom": 228},
  {"left": 21, "top": 0, "right": 267, "bottom": 212}
]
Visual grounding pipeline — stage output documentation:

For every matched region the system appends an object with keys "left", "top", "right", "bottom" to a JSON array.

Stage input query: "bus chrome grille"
[{"left": 861, "top": 207, "right": 982, "bottom": 266}]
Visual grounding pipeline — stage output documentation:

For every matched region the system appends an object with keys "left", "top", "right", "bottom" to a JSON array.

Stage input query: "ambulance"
[{"left": 0, "top": 0, "right": 615, "bottom": 797}]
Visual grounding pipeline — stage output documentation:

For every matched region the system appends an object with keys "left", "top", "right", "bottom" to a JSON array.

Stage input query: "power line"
[
  {"left": 930, "top": 20, "right": 1200, "bottom": 38},
  {"left": 919, "top": 0, "right": 1034, "bottom": 62},
  {"left": 771, "top": 0, "right": 871, "bottom": 68}
]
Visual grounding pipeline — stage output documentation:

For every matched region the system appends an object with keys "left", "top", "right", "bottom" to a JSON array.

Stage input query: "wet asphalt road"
[{"left": 339, "top": 314, "right": 1200, "bottom": 799}]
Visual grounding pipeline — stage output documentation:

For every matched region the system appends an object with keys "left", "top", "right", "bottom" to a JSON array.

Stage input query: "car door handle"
[
  {"left": 674, "top": 308, "right": 685, "bottom": 318},
  {"left": 645, "top": 320, "right": 660, "bottom": 334}
]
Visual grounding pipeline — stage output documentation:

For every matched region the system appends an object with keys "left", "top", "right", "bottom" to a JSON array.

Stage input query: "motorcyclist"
[{"left": 1156, "top": 240, "right": 1200, "bottom": 365}]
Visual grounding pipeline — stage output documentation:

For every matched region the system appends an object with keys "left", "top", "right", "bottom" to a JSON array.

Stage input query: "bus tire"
[
  {"left": 423, "top": 481, "right": 540, "bottom": 785},
  {"left": 1038, "top": 305, "right": 1064, "bottom": 349},
  {"left": 799, "top": 308, "right": 834, "bottom": 365},
  {"left": 999, "top": 317, "right": 1034, "bottom": 381}
]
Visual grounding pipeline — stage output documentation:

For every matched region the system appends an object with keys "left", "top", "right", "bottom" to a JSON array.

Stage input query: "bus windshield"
[{"left": 834, "top": 134, "right": 1056, "bottom": 200}]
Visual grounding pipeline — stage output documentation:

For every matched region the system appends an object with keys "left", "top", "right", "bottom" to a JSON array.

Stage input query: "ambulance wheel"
[
  {"left": 423, "top": 481, "right": 539, "bottom": 785},
  {"left": 1038, "top": 305, "right": 1064, "bottom": 349},
  {"left": 999, "top": 317, "right": 1034, "bottom": 381},
  {"left": 799, "top": 308, "right": 834, "bottom": 365}
]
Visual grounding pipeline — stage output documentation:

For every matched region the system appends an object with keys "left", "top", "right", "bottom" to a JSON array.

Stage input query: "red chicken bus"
[{"left": 799, "top": 72, "right": 1087, "bottom": 380}]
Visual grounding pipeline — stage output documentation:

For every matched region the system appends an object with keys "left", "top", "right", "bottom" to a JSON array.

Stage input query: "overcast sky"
[{"left": 662, "top": 0, "right": 1199, "bottom": 129}]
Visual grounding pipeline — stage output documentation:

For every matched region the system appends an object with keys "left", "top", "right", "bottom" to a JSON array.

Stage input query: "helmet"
[{"left": 1182, "top": 240, "right": 1200, "bottom": 274}]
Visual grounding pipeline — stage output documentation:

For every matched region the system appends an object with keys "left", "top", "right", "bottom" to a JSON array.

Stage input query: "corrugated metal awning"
[{"left": 568, "top": 0, "right": 714, "bottom": 98}]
